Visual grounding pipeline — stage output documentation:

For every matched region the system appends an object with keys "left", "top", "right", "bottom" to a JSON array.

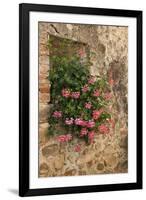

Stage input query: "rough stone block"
[
  {"left": 39, "top": 64, "right": 49, "bottom": 74},
  {"left": 39, "top": 92, "right": 50, "bottom": 103},
  {"left": 39, "top": 162, "right": 49, "bottom": 176},
  {"left": 54, "top": 154, "right": 64, "bottom": 170},
  {"left": 39, "top": 33, "right": 48, "bottom": 44},
  {"left": 39, "top": 44, "right": 49, "bottom": 55},
  {"left": 42, "top": 144, "right": 59, "bottom": 157},
  {"left": 39, "top": 104, "right": 50, "bottom": 123},
  {"left": 39, "top": 55, "right": 49, "bottom": 65},
  {"left": 39, "top": 82, "right": 50, "bottom": 93},
  {"left": 39, "top": 123, "right": 49, "bottom": 144},
  {"left": 39, "top": 70, "right": 48, "bottom": 80},
  {"left": 39, "top": 23, "right": 48, "bottom": 31}
]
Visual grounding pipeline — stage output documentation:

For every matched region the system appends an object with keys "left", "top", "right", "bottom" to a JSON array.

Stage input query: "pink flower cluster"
[
  {"left": 82, "top": 84, "right": 89, "bottom": 93},
  {"left": 74, "top": 118, "right": 95, "bottom": 128},
  {"left": 62, "top": 89, "right": 70, "bottom": 98},
  {"left": 80, "top": 128, "right": 88, "bottom": 136},
  {"left": 98, "top": 124, "right": 109, "bottom": 134},
  {"left": 75, "top": 118, "right": 95, "bottom": 128},
  {"left": 80, "top": 128, "right": 95, "bottom": 142},
  {"left": 65, "top": 118, "right": 74, "bottom": 125},
  {"left": 88, "top": 131, "right": 95, "bottom": 142},
  {"left": 62, "top": 89, "right": 80, "bottom": 99},
  {"left": 57, "top": 134, "right": 72, "bottom": 143},
  {"left": 71, "top": 92, "right": 80, "bottom": 99},
  {"left": 92, "top": 110, "right": 102, "bottom": 120},
  {"left": 74, "top": 118, "right": 87, "bottom": 126},
  {"left": 53, "top": 74, "right": 113, "bottom": 145},
  {"left": 86, "top": 120, "right": 95, "bottom": 128},
  {"left": 93, "top": 89, "right": 100, "bottom": 97},
  {"left": 52, "top": 111, "right": 62, "bottom": 118},
  {"left": 74, "top": 144, "right": 81, "bottom": 152},
  {"left": 85, "top": 102, "right": 92, "bottom": 109}
]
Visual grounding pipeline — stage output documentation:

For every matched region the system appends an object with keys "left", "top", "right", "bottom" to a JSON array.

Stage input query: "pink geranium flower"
[
  {"left": 66, "top": 134, "right": 72, "bottom": 141},
  {"left": 92, "top": 110, "right": 102, "bottom": 120},
  {"left": 98, "top": 124, "right": 109, "bottom": 134},
  {"left": 74, "top": 118, "right": 83, "bottom": 125},
  {"left": 88, "top": 131, "right": 95, "bottom": 142},
  {"left": 52, "top": 111, "right": 62, "bottom": 118},
  {"left": 85, "top": 102, "right": 92, "bottom": 109},
  {"left": 74, "top": 144, "right": 81, "bottom": 152},
  {"left": 88, "top": 76, "right": 96, "bottom": 84},
  {"left": 80, "top": 120, "right": 88, "bottom": 127},
  {"left": 93, "top": 89, "right": 100, "bottom": 97},
  {"left": 74, "top": 118, "right": 86, "bottom": 126},
  {"left": 82, "top": 84, "right": 89, "bottom": 93},
  {"left": 80, "top": 128, "right": 88, "bottom": 136},
  {"left": 71, "top": 92, "right": 80, "bottom": 99},
  {"left": 86, "top": 120, "right": 95, "bottom": 128},
  {"left": 65, "top": 118, "right": 74, "bottom": 125},
  {"left": 57, "top": 134, "right": 72, "bottom": 143},
  {"left": 62, "top": 88, "right": 70, "bottom": 98}
]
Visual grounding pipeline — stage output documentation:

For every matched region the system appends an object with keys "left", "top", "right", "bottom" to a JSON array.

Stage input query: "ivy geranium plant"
[{"left": 48, "top": 45, "right": 114, "bottom": 145}]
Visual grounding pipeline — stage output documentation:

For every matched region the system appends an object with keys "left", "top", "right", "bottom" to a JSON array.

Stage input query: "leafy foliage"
[{"left": 47, "top": 38, "right": 113, "bottom": 143}]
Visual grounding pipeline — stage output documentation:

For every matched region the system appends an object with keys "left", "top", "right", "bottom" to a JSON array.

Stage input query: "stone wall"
[{"left": 38, "top": 22, "right": 128, "bottom": 177}]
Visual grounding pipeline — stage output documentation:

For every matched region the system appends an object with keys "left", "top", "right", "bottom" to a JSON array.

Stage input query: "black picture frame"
[{"left": 19, "top": 3, "right": 143, "bottom": 197}]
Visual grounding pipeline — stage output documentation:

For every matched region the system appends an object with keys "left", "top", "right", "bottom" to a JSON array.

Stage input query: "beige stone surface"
[
  {"left": 39, "top": 92, "right": 50, "bottom": 104},
  {"left": 39, "top": 104, "right": 50, "bottom": 123},
  {"left": 39, "top": 122, "right": 49, "bottom": 144}
]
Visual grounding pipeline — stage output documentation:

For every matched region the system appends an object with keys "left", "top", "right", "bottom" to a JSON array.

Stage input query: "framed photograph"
[{"left": 19, "top": 3, "right": 142, "bottom": 197}]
